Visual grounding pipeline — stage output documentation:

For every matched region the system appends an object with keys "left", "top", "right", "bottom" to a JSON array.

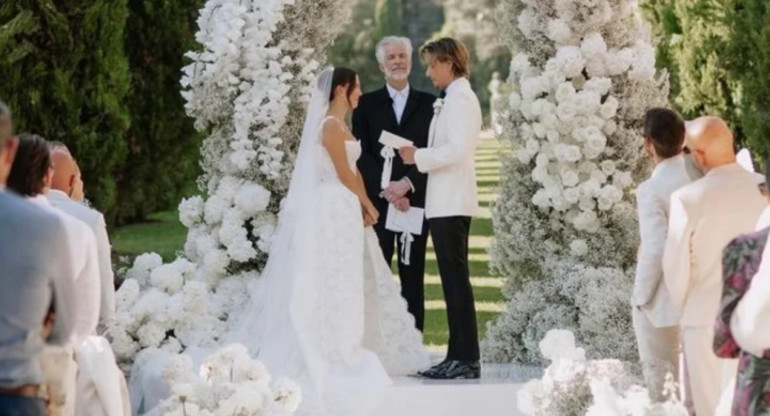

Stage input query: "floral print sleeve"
[
  {"left": 714, "top": 227, "right": 770, "bottom": 416},
  {"left": 714, "top": 228, "right": 770, "bottom": 358}
]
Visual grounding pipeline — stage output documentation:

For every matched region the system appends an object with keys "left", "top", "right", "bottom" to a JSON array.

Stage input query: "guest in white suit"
[
  {"left": 7, "top": 134, "right": 101, "bottom": 416},
  {"left": 400, "top": 37, "right": 482, "bottom": 380},
  {"left": 663, "top": 116, "right": 767, "bottom": 416},
  {"left": 48, "top": 143, "right": 116, "bottom": 334},
  {"left": 633, "top": 108, "right": 691, "bottom": 400}
]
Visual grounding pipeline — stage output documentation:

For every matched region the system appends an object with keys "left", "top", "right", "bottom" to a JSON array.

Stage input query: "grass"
[{"left": 112, "top": 131, "right": 505, "bottom": 353}]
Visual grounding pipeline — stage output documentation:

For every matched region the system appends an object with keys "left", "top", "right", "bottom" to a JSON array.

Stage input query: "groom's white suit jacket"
[
  {"left": 414, "top": 77, "right": 481, "bottom": 219},
  {"left": 663, "top": 163, "right": 766, "bottom": 327},
  {"left": 633, "top": 155, "right": 691, "bottom": 328}
]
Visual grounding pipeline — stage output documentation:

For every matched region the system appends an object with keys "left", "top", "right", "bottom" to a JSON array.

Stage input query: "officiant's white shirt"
[
  {"left": 634, "top": 154, "right": 690, "bottom": 327},
  {"left": 663, "top": 163, "right": 766, "bottom": 327},
  {"left": 414, "top": 77, "right": 481, "bottom": 219},
  {"left": 48, "top": 190, "right": 115, "bottom": 332},
  {"left": 387, "top": 83, "right": 409, "bottom": 124},
  {"left": 29, "top": 195, "right": 100, "bottom": 341}
]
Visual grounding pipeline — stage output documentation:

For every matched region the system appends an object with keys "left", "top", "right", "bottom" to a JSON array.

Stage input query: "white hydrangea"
[
  {"left": 178, "top": 196, "right": 205, "bottom": 228},
  {"left": 126, "top": 253, "right": 164, "bottom": 286}
]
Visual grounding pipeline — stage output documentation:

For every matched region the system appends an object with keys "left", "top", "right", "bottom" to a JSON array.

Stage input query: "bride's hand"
[
  {"left": 364, "top": 203, "right": 379, "bottom": 224},
  {"left": 363, "top": 211, "right": 377, "bottom": 227}
]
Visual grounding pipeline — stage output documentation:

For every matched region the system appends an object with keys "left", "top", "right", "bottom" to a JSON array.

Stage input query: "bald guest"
[
  {"left": 663, "top": 116, "right": 767, "bottom": 415},
  {"left": 48, "top": 143, "right": 115, "bottom": 333}
]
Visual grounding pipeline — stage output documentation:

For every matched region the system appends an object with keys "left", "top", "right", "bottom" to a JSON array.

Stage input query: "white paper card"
[
  {"left": 379, "top": 130, "right": 413, "bottom": 149},
  {"left": 385, "top": 205, "right": 424, "bottom": 235}
]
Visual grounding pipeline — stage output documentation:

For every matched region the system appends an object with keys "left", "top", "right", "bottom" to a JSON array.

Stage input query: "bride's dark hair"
[{"left": 329, "top": 67, "right": 357, "bottom": 102}]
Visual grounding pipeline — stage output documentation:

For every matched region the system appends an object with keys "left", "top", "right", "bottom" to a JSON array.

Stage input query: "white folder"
[{"left": 385, "top": 205, "right": 425, "bottom": 235}]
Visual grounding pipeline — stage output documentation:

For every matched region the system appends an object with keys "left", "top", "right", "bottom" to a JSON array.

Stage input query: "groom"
[
  {"left": 353, "top": 36, "right": 435, "bottom": 331},
  {"left": 400, "top": 37, "right": 482, "bottom": 379}
]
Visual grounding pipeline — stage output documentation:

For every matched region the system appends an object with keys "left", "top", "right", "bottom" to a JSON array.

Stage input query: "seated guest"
[
  {"left": 663, "top": 116, "right": 767, "bottom": 416},
  {"left": 0, "top": 102, "right": 77, "bottom": 416},
  {"left": 632, "top": 108, "right": 691, "bottom": 400},
  {"left": 49, "top": 142, "right": 116, "bottom": 333},
  {"left": 715, "top": 161, "right": 770, "bottom": 415},
  {"left": 7, "top": 134, "right": 101, "bottom": 341}
]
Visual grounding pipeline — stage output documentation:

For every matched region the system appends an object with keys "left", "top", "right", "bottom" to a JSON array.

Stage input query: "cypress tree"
[
  {"left": 115, "top": 0, "right": 202, "bottom": 223},
  {"left": 0, "top": 1, "right": 130, "bottom": 221}
]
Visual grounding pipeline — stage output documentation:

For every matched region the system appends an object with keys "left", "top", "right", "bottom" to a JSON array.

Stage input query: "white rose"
[
  {"left": 583, "top": 77, "right": 612, "bottom": 96},
  {"left": 580, "top": 33, "right": 608, "bottom": 59},
  {"left": 570, "top": 239, "right": 589, "bottom": 257},
  {"left": 546, "top": 130, "right": 561, "bottom": 144},
  {"left": 554, "top": 46, "right": 586, "bottom": 78},
  {"left": 557, "top": 102, "right": 577, "bottom": 122},
  {"left": 547, "top": 18, "right": 573, "bottom": 43},
  {"left": 563, "top": 187, "right": 580, "bottom": 204},
  {"left": 560, "top": 169, "right": 580, "bottom": 187},
  {"left": 555, "top": 82, "right": 577, "bottom": 103},
  {"left": 600, "top": 160, "right": 616, "bottom": 176},
  {"left": 600, "top": 96, "right": 619, "bottom": 119}
]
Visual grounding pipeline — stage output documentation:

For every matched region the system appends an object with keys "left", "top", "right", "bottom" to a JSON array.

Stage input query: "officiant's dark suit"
[{"left": 353, "top": 85, "right": 436, "bottom": 331}]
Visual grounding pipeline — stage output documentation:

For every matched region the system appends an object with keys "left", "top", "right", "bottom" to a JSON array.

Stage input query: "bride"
[{"left": 228, "top": 67, "right": 430, "bottom": 415}]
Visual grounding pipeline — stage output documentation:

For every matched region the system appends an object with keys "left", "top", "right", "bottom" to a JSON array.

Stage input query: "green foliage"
[
  {"left": 373, "top": 0, "right": 404, "bottom": 41},
  {"left": 644, "top": 0, "right": 768, "bottom": 165},
  {"left": 115, "top": 0, "right": 202, "bottom": 224},
  {"left": 723, "top": 0, "right": 770, "bottom": 162},
  {"left": 0, "top": 1, "right": 131, "bottom": 221}
]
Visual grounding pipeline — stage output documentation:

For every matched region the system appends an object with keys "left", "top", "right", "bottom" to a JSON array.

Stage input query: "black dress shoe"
[
  {"left": 425, "top": 360, "right": 480, "bottom": 380},
  {"left": 417, "top": 358, "right": 452, "bottom": 378}
]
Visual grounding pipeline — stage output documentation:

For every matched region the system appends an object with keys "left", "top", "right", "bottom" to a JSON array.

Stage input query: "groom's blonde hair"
[{"left": 419, "top": 37, "right": 470, "bottom": 78}]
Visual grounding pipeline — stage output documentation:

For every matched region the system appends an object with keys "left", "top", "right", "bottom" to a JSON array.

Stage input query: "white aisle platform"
[{"left": 372, "top": 364, "right": 541, "bottom": 416}]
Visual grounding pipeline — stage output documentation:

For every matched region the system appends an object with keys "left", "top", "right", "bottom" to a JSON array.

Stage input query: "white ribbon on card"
[
  {"left": 399, "top": 232, "right": 414, "bottom": 266},
  {"left": 380, "top": 146, "right": 395, "bottom": 190}
]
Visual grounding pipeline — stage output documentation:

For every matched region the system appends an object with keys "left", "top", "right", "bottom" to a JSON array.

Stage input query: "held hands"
[
  {"left": 399, "top": 146, "right": 417, "bottom": 165},
  {"left": 383, "top": 179, "right": 411, "bottom": 203}
]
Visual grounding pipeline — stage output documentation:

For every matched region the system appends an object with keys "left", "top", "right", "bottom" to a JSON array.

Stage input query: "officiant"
[{"left": 353, "top": 36, "right": 436, "bottom": 331}]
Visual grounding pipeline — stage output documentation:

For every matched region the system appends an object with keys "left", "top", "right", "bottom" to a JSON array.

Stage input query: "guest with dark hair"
[
  {"left": 7, "top": 133, "right": 101, "bottom": 415},
  {"left": 0, "top": 104, "right": 77, "bottom": 416},
  {"left": 8, "top": 134, "right": 101, "bottom": 341},
  {"left": 632, "top": 107, "right": 691, "bottom": 401}
]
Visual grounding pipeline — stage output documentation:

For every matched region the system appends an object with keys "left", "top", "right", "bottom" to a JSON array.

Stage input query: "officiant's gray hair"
[{"left": 375, "top": 36, "right": 413, "bottom": 63}]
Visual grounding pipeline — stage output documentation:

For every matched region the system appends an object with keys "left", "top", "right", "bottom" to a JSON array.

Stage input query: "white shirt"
[
  {"left": 47, "top": 190, "right": 115, "bottom": 333},
  {"left": 386, "top": 83, "right": 410, "bottom": 124},
  {"left": 28, "top": 195, "right": 101, "bottom": 341},
  {"left": 633, "top": 155, "right": 691, "bottom": 327}
]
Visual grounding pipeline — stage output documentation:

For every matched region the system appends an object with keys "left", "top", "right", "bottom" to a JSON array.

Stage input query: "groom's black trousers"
[
  {"left": 373, "top": 208, "right": 429, "bottom": 331},
  {"left": 429, "top": 216, "right": 480, "bottom": 362}
]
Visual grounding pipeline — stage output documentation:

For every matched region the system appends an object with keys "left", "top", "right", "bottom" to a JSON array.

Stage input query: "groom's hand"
[{"left": 399, "top": 146, "right": 417, "bottom": 165}]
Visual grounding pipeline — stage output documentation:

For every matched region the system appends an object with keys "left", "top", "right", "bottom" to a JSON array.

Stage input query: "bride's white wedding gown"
[{"left": 231, "top": 117, "right": 430, "bottom": 416}]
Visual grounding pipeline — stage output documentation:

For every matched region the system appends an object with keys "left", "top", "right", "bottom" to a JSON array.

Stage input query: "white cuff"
[{"left": 402, "top": 177, "right": 415, "bottom": 193}]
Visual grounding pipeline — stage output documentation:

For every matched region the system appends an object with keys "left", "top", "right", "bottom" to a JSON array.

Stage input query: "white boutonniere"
[{"left": 433, "top": 98, "right": 445, "bottom": 115}]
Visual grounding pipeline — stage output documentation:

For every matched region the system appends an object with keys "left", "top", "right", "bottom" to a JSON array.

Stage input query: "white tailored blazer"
[
  {"left": 414, "top": 77, "right": 481, "bottom": 219},
  {"left": 48, "top": 190, "right": 116, "bottom": 333},
  {"left": 663, "top": 163, "right": 767, "bottom": 327},
  {"left": 633, "top": 155, "right": 691, "bottom": 328}
]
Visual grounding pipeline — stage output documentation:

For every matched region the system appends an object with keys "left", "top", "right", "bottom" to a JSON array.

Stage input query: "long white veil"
[{"left": 227, "top": 69, "right": 334, "bottom": 389}]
